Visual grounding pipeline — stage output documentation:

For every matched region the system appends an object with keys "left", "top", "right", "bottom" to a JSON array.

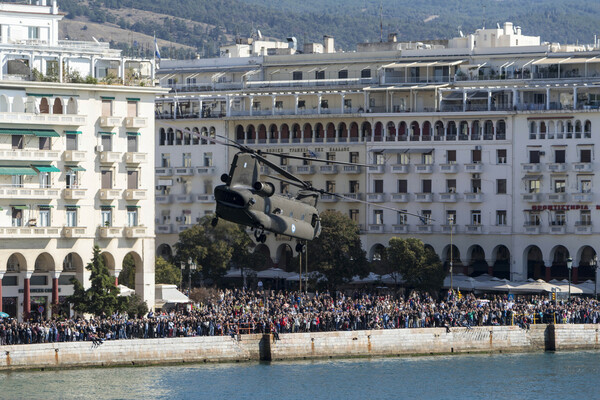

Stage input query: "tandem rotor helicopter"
[{"left": 158, "top": 123, "right": 431, "bottom": 251}]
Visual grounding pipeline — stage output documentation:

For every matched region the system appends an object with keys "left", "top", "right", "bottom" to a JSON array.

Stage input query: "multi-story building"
[
  {"left": 0, "top": 0, "right": 163, "bottom": 320},
  {"left": 155, "top": 23, "right": 600, "bottom": 285}
]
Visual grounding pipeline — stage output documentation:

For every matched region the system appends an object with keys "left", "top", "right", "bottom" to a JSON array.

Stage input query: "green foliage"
[
  {"left": 124, "top": 294, "right": 149, "bottom": 318},
  {"left": 57, "top": 0, "right": 600, "bottom": 58},
  {"left": 175, "top": 215, "right": 254, "bottom": 283},
  {"left": 386, "top": 237, "right": 445, "bottom": 293},
  {"left": 307, "top": 210, "right": 368, "bottom": 288},
  {"left": 155, "top": 256, "right": 182, "bottom": 285},
  {"left": 68, "top": 245, "right": 126, "bottom": 316},
  {"left": 118, "top": 253, "right": 136, "bottom": 289}
]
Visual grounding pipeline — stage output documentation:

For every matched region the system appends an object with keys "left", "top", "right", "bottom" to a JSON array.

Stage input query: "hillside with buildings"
[{"left": 54, "top": 0, "right": 600, "bottom": 58}]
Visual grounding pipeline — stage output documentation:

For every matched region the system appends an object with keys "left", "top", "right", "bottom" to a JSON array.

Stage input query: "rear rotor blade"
[
  {"left": 262, "top": 151, "right": 372, "bottom": 168},
  {"left": 329, "top": 193, "right": 435, "bottom": 221}
]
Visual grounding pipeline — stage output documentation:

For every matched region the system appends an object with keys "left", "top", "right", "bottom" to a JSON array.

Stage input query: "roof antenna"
[{"left": 379, "top": 2, "right": 383, "bottom": 42}]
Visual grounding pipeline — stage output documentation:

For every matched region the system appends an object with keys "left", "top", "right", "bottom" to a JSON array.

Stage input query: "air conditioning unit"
[
  {"left": 472, "top": 173, "right": 480, "bottom": 179},
  {"left": 95, "top": 145, "right": 104, "bottom": 152},
  {"left": 539, "top": 151, "right": 545, "bottom": 156}
]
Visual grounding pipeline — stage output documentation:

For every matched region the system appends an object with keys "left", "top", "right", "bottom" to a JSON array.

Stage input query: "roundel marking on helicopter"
[
  {"left": 291, "top": 224, "right": 296, "bottom": 233},
  {"left": 244, "top": 162, "right": 247, "bottom": 168}
]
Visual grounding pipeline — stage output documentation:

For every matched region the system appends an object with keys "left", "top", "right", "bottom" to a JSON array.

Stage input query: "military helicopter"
[{"left": 157, "top": 123, "right": 431, "bottom": 249}]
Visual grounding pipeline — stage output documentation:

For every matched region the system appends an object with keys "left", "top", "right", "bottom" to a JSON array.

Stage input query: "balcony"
[
  {"left": 572, "top": 193, "right": 593, "bottom": 202},
  {"left": 464, "top": 192, "right": 483, "bottom": 202},
  {"left": 319, "top": 165, "right": 338, "bottom": 174},
  {"left": 547, "top": 163, "right": 568, "bottom": 173},
  {"left": 156, "top": 195, "right": 172, "bottom": 204},
  {"left": 99, "top": 226, "right": 122, "bottom": 238},
  {"left": 343, "top": 165, "right": 362, "bottom": 174},
  {"left": 260, "top": 166, "right": 270, "bottom": 175},
  {"left": 320, "top": 194, "right": 338, "bottom": 202},
  {"left": 0, "top": 112, "right": 86, "bottom": 126},
  {"left": 125, "top": 152, "right": 148, "bottom": 164},
  {"left": 414, "top": 164, "right": 433, "bottom": 174},
  {"left": 366, "top": 193, "right": 386, "bottom": 202},
  {"left": 173, "top": 194, "right": 193, "bottom": 203},
  {"left": 416, "top": 225, "right": 433, "bottom": 233},
  {"left": 125, "top": 117, "right": 147, "bottom": 129},
  {"left": 465, "top": 225, "right": 483, "bottom": 234},
  {"left": 295, "top": 165, "right": 315, "bottom": 174},
  {"left": 196, "top": 166, "right": 216, "bottom": 175},
  {"left": 441, "top": 225, "right": 454, "bottom": 233},
  {"left": 63, "top": 188, "right": 87, "bottom": 200},
  {"left": 63, "top": 150, "right": 86, "bottom": 162},
  {"left": 62, "top": 226, "right": 87, "bottom": 238},
  {"left": 98, "top": 189, "right": 122, "bottom": 200},
  {"left": 0, "top": 186, "right": 60, "bottom": 199},
  {"left": 100, "top": 151, "right": 122, "bottom": 164},
  {"left": 390, "top": 193, "right": 410, "bottom": 202},
  {"left": 173, "top": 167, "right": 194, "bottom": 176},
  {"left": 439, "top": 192, "right": 458, "bottom": 202},
  {"left": 124, "top": 226, "right": 148, "bottom": 238},
  {"left": 341, "top": 193, "right": 362, "bottom": 201},
  {"left": 156, "top": 224, "right": 173, "bottom": 234},
  {"left": 156, "top": 168, "right": 173, "bottom": 176},
  {"left": 196, "top": 194, "right": 215, "bottom": 203},
  {"left": 573, "top": 163, "right": 593, "bottom": 172},
  {"left": 464, "top": 163, "right": 483, "bottom": 173},
  {"left": 522, "top": 163, "right": 542, "bottom": 173},
  {"left": 99, "top": 116, "right": 122, "bottom": 128},
  {"left": 415, "top": 193, "right": 433, "bottom": 202},
  {"left": 392, "top": 224, "right": 409, "bottom": 234},
  {"left": 177, "top": 224, "right": 193, "bottom": 233},
  {"left": 0, "top": 149, "right": 60, "bottom": 162},
  {"left": 548, "top": 193, "right": 567, "bottom": 202},
  {"left": 522, "top": 224, "right": 540, "bottom": 234},
  {"left": 574, "top": 222, "right": 592, "bottom": 234},
  {"left": 391, "top": 164, "right": 409, "bottom": 174},
  {"left": 124, "top": 189, "right": 147, "bottom": 200},
  {"left": 0, "top": 226, "right": 60, "bottom": 238},
  {"left": 368, "top": 224, "right": 385, "bottom": 233},
  {"left": 522, "top": 193, "right": 541, "bottom": 202},
  {"left": 549, "top": 225, "right": 566, "bottom": 234},
  {"left": 367, "top": 165, "right": 385, "bottom": 174},
  {"left": 439, "top": 163, "right": 459, "bottom": 173}
]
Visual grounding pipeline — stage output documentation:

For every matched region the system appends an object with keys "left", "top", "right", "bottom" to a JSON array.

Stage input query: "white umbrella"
[
  {"left": 380, "top": 272, "right": 404, "bottom": 285},
  {"left": 256, "top": 267, "right": 294, "bottom": 279},
  {"left": 118, "top": 284, "right": 135, "bottom": 297},
  {"left": 223, "top": 268, "right": 244, "bottom": 278},
  {"left": 350, "top": 272, "right": 380, "bottom": 285}
]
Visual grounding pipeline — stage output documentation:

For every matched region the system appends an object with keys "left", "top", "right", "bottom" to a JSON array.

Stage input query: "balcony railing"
[
  {"left": 417, "top": 225, "right": 433, "bottom": 233},
  {"left": 341, "top": 193, "right": 362, "bottom": 201},
  {"left": 522, "top": 193, "right": 541, "bottom": 202},
  {"left": 99, "top": 116, "right": 122, "bottom": 128},
  {"left": 156, "top": 195, "right": 172, "bottom": 204},
  {"left": 572, "top": 193, "right": 593, "bottom": 202},
  {"left": 522, "top": 163, "right": 541, "bottom": 173},
  {"left": 415, "top": 193, "right": 433, "bottom": 202},
  {"left": 464, "top": 163, "right": 483, "bottom": 173},
  {"left": 414, "top": 164, "right": 433, "bottom": 174},
  {"left": 196, "top": 166, "right": 216, "bottom": 175},
  {"left": 62, "top": 226, "right": 87, "bottom": 238},
  {"left": 295, "top": 165, "right": 315, "bottom": 174},
  {"left": 0, "top": 112, "right": 86, "bottom": 126},
  {"left": 124, "top": 226, "right": 147, "bottom": 238},
  {"left": 125, "top": 117, "right": 147, "bottom": 129},
  {"left": 0, "top": 226, "right": 61, "bottom": 238},
  {"left": 0, "top": 185, "right": 60, "bottom": 199},
  {"left": 98, "top": 189, "right": 122, "bottom": 200},
  {"left": 63, "top": 188, "right": 87, "bottom": 200},
  {"left": 156, "top": 168, "right": 173, "bottom": 176},
  {"left": 174, "top": 167, "right": 194, "bottom": 176},
  {"left": 439, "top": 163, "right": 459, "bottom": 173},
  {"left": 547, "top": 163, "right": 568, "bottom": 173},
  {"left": 391, "top": 164, "right": 409, "bottom": 174},
  {"left": 319, "top": 165, "right": 338, "bottom": 174},
  {"left": 124, "top": 189, "right": 147, "bottom": 200},
  {"left": 368, "top": 165, "right": 385, "bottom": 174},
  {"left": 548, "top": 193, "right": 567, "bottom": 202},
  {"left": 368, "top": 224, "right": 384, "bottom": 233},
  {"left": 125, "top": 152, "right": 148, "bottom": 164},
  {"left": 392, "top": 224, "right": 409, "bottom": 233},
  {"left": 465, "top": 225, "right": 483, "bottom": 233},
  {"left": 99, "top": 226, "right": 121, "bottom": 238},
  {"left": 366, "top": 193, "right": 386, "bottom": 202},
  {"left": 156, "top": 224, "right": 173, "bottom": 234},
  {"left": 63, "top": 150, "right": 86, "bottom": 162},
  {"left": 196, "top": 194, "right": 215, "bottom": 203},
  {"left": 464, "top": 192, "right": 483, "bottom": 202},
  {"left": 439, "top": 192, "right": 458, "bottom": 202},
  {"left": 99, "top": 151, "right": 122, "bottom": 164},
  {"left": 319, "top": 194, "right": 338, "bottom": 202},
  {"left": 0, "top": 149, "right": 60, "bottom": 161},
  {"left": 343, "top": 165, "right": 362, "bottom": 174},
  {"left": 390, "top": 193, "right": 410, "bottom": 202},
  {"left": 573, "top": 163, "right": 593, "bottom": 172}
]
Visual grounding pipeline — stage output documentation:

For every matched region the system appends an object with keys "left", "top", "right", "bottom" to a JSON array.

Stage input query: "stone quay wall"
[{"left": 0, "top": 325, "right": 598, "bottom": 370}]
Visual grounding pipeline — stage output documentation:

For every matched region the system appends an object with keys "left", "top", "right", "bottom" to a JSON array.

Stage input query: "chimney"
[
  {"left": 388, "top": 33, "right": 397, "bottom": 43},
  {"left": 324, "top": 35, "right": 335, "bottom": 53}
]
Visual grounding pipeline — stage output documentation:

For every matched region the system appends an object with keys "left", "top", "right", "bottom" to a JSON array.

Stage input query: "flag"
[{"left": 154, "top": 36, "right": 161, "bottom": 60}]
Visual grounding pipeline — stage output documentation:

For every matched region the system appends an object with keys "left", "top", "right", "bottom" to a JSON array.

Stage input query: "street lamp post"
[
  {"left": 592, "top": 255, "right": 598, "bottom": 299},
  {"left": 567, "top": 257, "right": 573, "bottom": 300},
  {"left": 448, "top": 216, "right": 454, "bottom": 292},
  {"left": 188, "top": 257, "right": 197, "bottom": 292}
]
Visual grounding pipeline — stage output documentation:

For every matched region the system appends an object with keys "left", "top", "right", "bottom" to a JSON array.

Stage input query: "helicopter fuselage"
[{"left": 214, "top": 185, "right": 321, "bottom": 241}]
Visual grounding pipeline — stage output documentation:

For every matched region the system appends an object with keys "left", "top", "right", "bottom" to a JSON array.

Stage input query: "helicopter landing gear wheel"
[
  {"left": 295, "top": 242, "right": 305, "bottom": 253},
  {"left": 258, "top": 234, "right": 267, "bottom": 243},
  {"left": 254, "top": 226, "right": 265, "bottom": 242},
  {"left": 211, "top": 217, "right": 218, "bottom": 227}
]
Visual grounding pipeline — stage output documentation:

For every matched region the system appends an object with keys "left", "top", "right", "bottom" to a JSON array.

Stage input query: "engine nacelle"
[{"left": 253, "top": 181, "right": 275, "bottom": 197}]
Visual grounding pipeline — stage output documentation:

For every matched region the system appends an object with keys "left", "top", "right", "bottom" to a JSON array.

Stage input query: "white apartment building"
[
  {"left": 0, "top": 0, "right": 163, "bottom": 320},
  {"left": 155, "top": 24, "right": 600, "bottom": 285}
]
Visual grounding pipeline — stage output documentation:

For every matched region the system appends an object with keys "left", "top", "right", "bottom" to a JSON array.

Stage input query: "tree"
[
  {"left": 68, "top": 245, "right": 127, "bottom": 316},
  {"left": 175, "top": 215, "right": 254, "bottom": 283},
  {"left": 386, "top": 238, "right": 445, "bottom": 293},
  {"left": 118, "top": 253, "right": 136, "bottom": 288},
  {"left": 124, "top": 294, "right": 149, "bottom": 318},
  {"left": 155, "top": 256, "right": 182, "bottom": 285},
  {"left": 307, "top": 210, "right": 368, "bottom": 288}
]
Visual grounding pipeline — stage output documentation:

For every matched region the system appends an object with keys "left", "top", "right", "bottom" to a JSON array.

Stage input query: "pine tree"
[{"left": 69, "top": 245, "right": 127, "bottom": 316}]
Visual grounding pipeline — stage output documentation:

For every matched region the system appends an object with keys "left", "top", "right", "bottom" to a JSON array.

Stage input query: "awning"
[
  {"left": 468, "top": 91, "right": 489, "bottom": 99},
  {"left": 65, "top": 130, "right": 82, "bottom": 135},
  {"left": 101, "top": 96, "right": 115, "bottom": 100},
  {"left": 26, "top": 93, "right": 53, "bottom": 97},
  {"left": 384, "top": 60, "right": 465, "bottom": 69},
  {"left": 126, "top": 205, "right": 141, "bottom": 209},
  {"left": 65, "top": 205, "right": 80, "bottom": 209},
  {"left": 99, "top": 131, "right": 116, "bottom": 135},
  {"left": 0, "top": 166, "right": 36, "bottom": 175},
  {"left": 0, "top": 128, "right": 58, "bottom": 137},
  {"left": 406, "top": 148, "right": 433, "bottom": 154},
  {"left": 155, "top": 284, "right": 190, "bottom": 304},
  {"left": 126, "top": 132, "right": 141, "bottom": 136},
  {"left": 67, "top": 166, "right": 86, "bottom": 172},
  {"left": 38, "top": 205, "right": 54, "bottom": 209},
  {"left": 443, "top": 92, "right": 464, "bottom": 100},
  {"left": 522, "top": 175, "right": 542, "bottom": 180},
  {"left": 532, "top": 58, "right": 571, "bottom": 65},
  {"left": 100, "top": 205, "right": 115, "bottom": 209},
  {"left": 32, "top": 164, "right": 60, "bottom": 173},
  {"left": 11, "top": 205, "right": 28, "bottom": 210},
  {"left": 126, "top": 97, "right": 140, "bottom": 101}
]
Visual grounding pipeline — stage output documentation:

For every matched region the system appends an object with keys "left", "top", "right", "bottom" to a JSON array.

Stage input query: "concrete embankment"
[{"left": 1, "top": 325, "right": 598, "bottom": 370}]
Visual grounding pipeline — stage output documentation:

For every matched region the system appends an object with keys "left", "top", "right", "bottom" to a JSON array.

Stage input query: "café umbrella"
[{"left": 0, "top": 311, "right": 9, "bottom": 318}]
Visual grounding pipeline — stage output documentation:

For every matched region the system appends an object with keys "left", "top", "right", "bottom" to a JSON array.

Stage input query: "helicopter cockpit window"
[
  {"left": 301, "top": 214, "right": 305, "bottom": 221},
  {"left": 289, "top": 211, "right": 293, "bottom": 218},
  {"left": 265, "top": 204, "right": 270, "bottom": 213},
  {"left": 311, "top": 214, "right": 318, "bottom": 227},
  {"left": 273, "top": 208, "right": 282, "bottom": 215}
]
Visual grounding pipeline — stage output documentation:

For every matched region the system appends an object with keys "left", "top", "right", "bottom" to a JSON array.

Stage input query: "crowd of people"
[{"left": 2, "top": 289, "right": 600, "bottom": 346}]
